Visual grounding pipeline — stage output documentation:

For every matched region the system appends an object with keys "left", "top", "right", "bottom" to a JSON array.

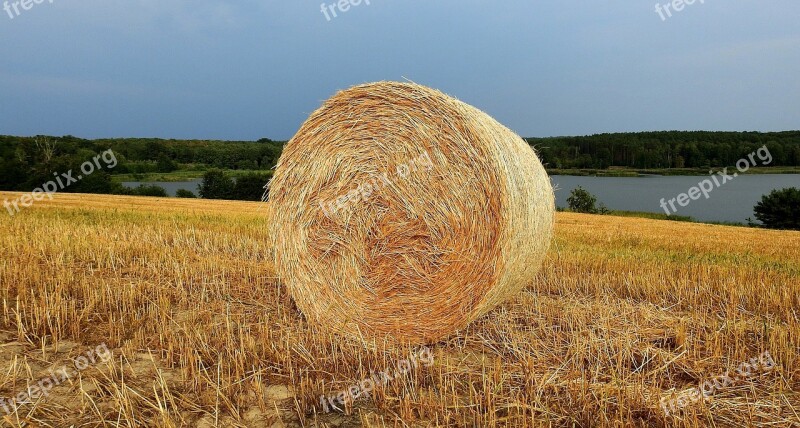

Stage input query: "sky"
[{"left": 0, "top": 0, "right": 798, "bottom": 141}]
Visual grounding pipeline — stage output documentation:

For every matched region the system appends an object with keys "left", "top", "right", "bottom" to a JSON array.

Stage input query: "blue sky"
[{"left": 1, "top": 0, "right": 798, "bottom": 140}]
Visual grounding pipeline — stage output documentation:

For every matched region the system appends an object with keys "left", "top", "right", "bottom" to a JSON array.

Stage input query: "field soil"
[{"left": 0, "top": 192, "right": 798, "bottom": 427}]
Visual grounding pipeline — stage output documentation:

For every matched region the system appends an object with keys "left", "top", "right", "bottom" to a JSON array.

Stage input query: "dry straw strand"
[{"left": 268, "top": 81, "right": 554, "bottom": 343}]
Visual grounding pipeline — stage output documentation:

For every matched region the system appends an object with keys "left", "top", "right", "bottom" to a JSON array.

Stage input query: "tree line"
[
  {"left": 0, "top": 135, "right": 284, "bottom": 194},
  {"left": 528, "top": 131, "right": 800, "bottom": 169},
  {"left": 1, "top": 131, "right": 798, "bottom": 198},
  {"left": 98, "top": 137, "right": 284, "bottom": 173}
]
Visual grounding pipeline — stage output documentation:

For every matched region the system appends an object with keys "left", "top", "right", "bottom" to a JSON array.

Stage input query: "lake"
[
  {"left": 552, "top": 174, "right": 799, "bottom": 223},
  {"left": 122, "top": 180, "right": 202, "bottom": 197},
  {"left": 124, "top": 174, "right": 799, "bottom": 224}
]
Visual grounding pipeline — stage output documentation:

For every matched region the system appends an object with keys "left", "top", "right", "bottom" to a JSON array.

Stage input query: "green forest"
[
  {"left": 529, "top": 130, "right": 800, "bottom": 170},
  {"left": 1, "top": 131, "right": 798, "bottom": 196},
  {"left": 0, "top": 135, "right": 283, "bottom": 194}
]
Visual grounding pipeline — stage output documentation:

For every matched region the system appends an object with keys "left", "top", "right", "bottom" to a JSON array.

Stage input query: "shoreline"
[
  {"left": 111, "top": 166, "right": 800, "bottom": 183},
  {"left": 547, "top": 166, "right": 800, "bottom": 177}
]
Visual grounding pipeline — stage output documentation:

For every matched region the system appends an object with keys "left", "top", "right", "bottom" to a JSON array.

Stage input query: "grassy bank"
[
  {"left": 111, "top": 166, "right": 800, "bottom": 184},
  {"left": 548, "top": 166, "right": 800, "bottom": 176},
  {"left": 112, "top": 168, "right": 273, "bottom": 183},
  {"left": 556, "top": 210, "right": 755, "bottom": 228}
]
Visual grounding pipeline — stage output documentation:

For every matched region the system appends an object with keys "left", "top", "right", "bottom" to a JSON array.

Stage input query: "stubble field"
[{"left": 0, "top": 191, "right": 797, "bottom": 427}]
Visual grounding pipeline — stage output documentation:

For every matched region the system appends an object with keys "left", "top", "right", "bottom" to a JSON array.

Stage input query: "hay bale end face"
[{"left": 269, "top": 82, "right": 554, "bottom": 343}]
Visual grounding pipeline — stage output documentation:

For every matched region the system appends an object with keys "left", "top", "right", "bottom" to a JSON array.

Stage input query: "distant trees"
[
  {"left": 71, "top": 172, "right": 120, "bottom": 194},
  {"left": 3, "top": 131, "right": 799, "bottom": 210},
  {"left": 199, "top": 169, "right": 235, "bottom": 199},
  {"left": 0, "top": 134, "right": 285, "bottom": 201},
  {"left": 231, "top": 172, "right": 272, "bottom": 201},
  {"left": 566, "top": 187, "right": 609, "bottom": 214},
  {"left": 156, "top": 155, "right": 178, "bottom": 173},
  {"left": 199, "top": 169, "right": 271, "bottom": 201},
  {"left": 2, "top": 132, "right": 798, "bottom": 196},
  {"left": 0, "top": 135, "right": 285, "bottom": 192},
  {"left": 175, "top": 189, "right": 197, "bottom": 198},
  {"left": 528, "top": 131, "right": 800, "bottom": 170},
  {"left": 753, "top": 187, "right": 800, "bottom": 230},
  {"left": 567, "top": 187, "right": 598, "bottom": 213},
  {"left": 126, "top": 184, "right": 168, "bottom": 197}
]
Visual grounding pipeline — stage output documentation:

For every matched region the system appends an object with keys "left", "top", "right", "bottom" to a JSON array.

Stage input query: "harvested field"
[{"left": 0, "top": 191, "right": 797, "bottom": 427}]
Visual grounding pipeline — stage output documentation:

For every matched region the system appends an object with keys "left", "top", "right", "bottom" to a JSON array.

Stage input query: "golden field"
[{"left": 0, "top": 191, "right": 798, "bottom": 427}]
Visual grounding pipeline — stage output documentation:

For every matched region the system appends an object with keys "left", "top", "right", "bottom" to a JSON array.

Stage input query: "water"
[
  {"left": 552, "top": 174, "right": 799, "bottom": 223},
  {"left": 122, "top": 175, "right": 799, "bottom": 224},
  {"left": 122, "top": 179, "right": 202, "bottom": 197}
]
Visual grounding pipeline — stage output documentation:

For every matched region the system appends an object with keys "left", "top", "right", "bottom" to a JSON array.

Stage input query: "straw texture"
[{"left": 268, "top": 81, "right": 554, "bottom": 343}]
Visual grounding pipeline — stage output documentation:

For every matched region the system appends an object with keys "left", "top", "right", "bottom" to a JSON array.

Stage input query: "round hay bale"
[{"left": 268, "top": 81, "right": 554, "bottom": 343}]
